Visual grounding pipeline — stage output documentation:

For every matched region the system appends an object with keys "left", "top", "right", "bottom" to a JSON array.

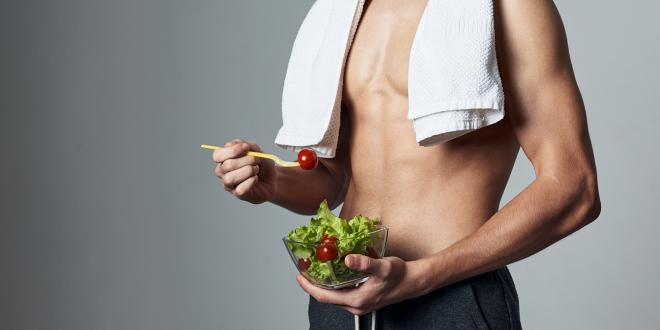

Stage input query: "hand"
[
  {"left": 213, "top": 139, "right": 276, "bottom": 204},
  {"left": 296, "top": 255, "right": 426, "bottom": 315}
]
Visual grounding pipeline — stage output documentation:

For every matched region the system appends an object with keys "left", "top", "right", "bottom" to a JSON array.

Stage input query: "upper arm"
[
  {"left": 318, "top": 105, "right": 352, "bottom": 208},
  {"left": 495, "top": 0, "right": 597, "bottom": 182}
]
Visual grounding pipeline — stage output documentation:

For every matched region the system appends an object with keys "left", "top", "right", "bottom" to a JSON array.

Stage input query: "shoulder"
[
  {"left": 492, "top": 1, "right": 590, "bottom": 166},
  {"left": 494, "top": 0, "right": 573, "bottom": 76}
]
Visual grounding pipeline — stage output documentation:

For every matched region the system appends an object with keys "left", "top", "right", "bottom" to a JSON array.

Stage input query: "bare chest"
[{"left": 343, "top": 0, "right": 428, "bottom": 104}]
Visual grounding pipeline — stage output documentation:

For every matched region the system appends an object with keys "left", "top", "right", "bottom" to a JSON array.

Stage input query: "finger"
[
  {"left": 222, "top": 165, "right": 259, "bottom": 189},
  {"left": 224, "top": 139, "right": 244, "bottom": 147},
  {"left": 215, "top": 163, "right": 224, "bottom": 178},
  {"left": 234, "top": 175, "right": 258, "bottom": 198},
  {"left": 296, "top": 275, "right": 355, "bottom": 306},
  {"left": 216, "top": 160, "right": 260, "bottom": 179},
  {"left": 219, "top": 156, "right": 258, "bottom": 175},
  {"left": 243, "top": 140, "right": 262, "bottom": 152},
  {"left": 224, "top": 139, "right": 261, "bottom": 151},
  {"left": 212, "top": 142, "right": 250, "bottom": 163},
  {"left": 344, "top": 254, "right": 390, "bottom": 277}
]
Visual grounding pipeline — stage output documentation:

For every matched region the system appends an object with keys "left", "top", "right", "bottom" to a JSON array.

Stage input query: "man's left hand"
[{"left": 296, "top": 254, "right": 425, "bottom": 315}]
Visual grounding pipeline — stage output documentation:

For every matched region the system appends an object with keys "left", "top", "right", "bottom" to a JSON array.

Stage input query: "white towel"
[{"left": 275, "top": 0, "right": 504, "bottom": 158}]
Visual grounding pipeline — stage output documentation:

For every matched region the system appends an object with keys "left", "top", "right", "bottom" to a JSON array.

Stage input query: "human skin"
[{"left": 211, "top": 0, "right": 601, "bottom": 316}]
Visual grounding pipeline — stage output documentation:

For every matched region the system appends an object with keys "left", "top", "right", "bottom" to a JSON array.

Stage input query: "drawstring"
[{"left": 354, "top": 309, "right": 377, "bottom": 330}]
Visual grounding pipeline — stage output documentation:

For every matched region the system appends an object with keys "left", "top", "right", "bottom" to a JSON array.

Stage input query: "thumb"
[{"left": 345, "top": 254, "right": 386, "bottom": 274}]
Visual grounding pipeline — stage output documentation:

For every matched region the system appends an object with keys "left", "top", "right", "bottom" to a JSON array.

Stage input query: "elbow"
[
  {"left": 327, "top": 175, "right": 350, "bottom": 210},
  {"left": 552, "top": 170, "right": 601, "bottom": 237},
  {"left": 585, "top": 187, "right": 601, "bottom": 225},
  {"left": 572, "top": 172, "right": 601, "bottom": 229}
]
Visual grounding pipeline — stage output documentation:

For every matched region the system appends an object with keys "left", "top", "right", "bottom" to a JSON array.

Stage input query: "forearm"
[
  {"left": 269, "top": 160, "right": 348, "bottom": 215},
  {"left": 411, "top": 174, "right": 600, "bottom": 296}
]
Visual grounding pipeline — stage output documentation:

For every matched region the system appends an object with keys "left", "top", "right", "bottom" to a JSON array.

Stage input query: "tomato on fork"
[{"left": 297, "top": 148, "right": 318, "bottom": 170}]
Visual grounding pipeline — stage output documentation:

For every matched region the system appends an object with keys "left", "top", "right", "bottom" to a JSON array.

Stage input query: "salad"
[{"left": 285, "top": 200, "right": 383, "bottom": 285}]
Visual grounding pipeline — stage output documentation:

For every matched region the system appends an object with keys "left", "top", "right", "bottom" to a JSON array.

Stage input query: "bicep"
[{"left": 496, "top": 0, "right": 595, "bottom": 177}]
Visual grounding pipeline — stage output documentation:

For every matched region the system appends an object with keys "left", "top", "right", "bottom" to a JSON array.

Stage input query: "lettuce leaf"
[{"left": 286, "top": 200, "right": 380, "bottom": 284}]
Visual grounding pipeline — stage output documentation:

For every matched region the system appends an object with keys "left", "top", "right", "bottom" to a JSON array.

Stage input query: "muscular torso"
[{"left": 339, "top": 0, "right": 520, "bottom": 260}]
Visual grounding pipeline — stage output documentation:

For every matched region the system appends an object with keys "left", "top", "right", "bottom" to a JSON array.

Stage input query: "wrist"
[
  {"left": 405, "top": 254, "right": 450, "bottom": 299},
  {"left": 409, "top": 259, "right": 433, "bottom": 298},
  {"left": 403, "top": 259, "right": 434, "bottom": 299},
  {"left": 267, "top": 167, "right": 283, "bottom": 204}
]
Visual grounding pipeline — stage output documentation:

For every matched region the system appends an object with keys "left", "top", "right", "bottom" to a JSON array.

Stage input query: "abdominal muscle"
[
  {"left": 337, "top": 0, "right": 520, "bottom": 261},
  {"left": 338, "top": 95, "right": 519, "bottom": 261}
]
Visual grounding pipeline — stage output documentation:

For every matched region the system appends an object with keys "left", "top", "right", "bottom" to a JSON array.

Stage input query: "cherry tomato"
[
  {"left": 298, "top": 258, "right": 311, "bottom": 271},
  {"left": 366, "top": 247, "right": 380, "bottom": 259},
  {"left": 315, "top": 242, "right": 338, "bottom": 262},
  {"left": 320, "top": 234, "right": 338, "bottom": 244},
  {"left": 297, "top": 148, "right": 318, "bottom": 170}
]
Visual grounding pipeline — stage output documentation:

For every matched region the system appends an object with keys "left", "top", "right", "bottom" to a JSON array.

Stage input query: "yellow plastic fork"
[{"left": 200, "top": 144, "right": 300, "bottom": 167}]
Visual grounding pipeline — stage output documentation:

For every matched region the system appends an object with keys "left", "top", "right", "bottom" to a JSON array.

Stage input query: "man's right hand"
[{"left": 213, "top": 139, "right": 276, "bottom": 204}]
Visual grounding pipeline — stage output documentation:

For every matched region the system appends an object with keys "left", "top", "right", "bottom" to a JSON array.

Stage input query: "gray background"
[{"left": 1, "top": 0, "right": 658, "bottom": 329}]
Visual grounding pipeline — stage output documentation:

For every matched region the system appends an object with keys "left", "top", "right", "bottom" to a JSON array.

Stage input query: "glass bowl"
[{"left": 283, "top": 225, "right": 388, "bottom": 289}]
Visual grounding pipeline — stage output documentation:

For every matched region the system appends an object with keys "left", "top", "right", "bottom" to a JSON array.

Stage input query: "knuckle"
[
  {"left": 362, "top": 257, "right": 372, "bottom": 270},
  {"left": 231, "top": 145, "right": 245, "bottom": 157},
  {"left": 235, "top": 182, "right": 253, "bottom": 197},
  {"left": 214, "top": 164, "right": 223, "bottom": 177},
  {"left": 221, "top": 159, "right": 234, "bottom": 172},
  {"left": 212, "top": 150, "right": 223, "bottom": 162},
  {"left": 352, "top": 298, "right": 366, "bottom": 309},
  {"left": 381, "top": 262, "right": 392, "bottom": 276},
  {"left": 223, "top": 174, "right": 236, "bottom": 186},
  {"left": 247, "top": 141, "right": 261, "bottom": 151},
  {"left": 348, "top": 255, "right": 362, "bottom": 269},
  {"left": 315, "top": 294, "right": 327, "bottom": 304}
]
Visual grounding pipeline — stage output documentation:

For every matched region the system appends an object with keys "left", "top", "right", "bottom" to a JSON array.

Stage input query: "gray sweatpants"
[{"left": 308, "top": 267, "right": 521, "bottom": 330}]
